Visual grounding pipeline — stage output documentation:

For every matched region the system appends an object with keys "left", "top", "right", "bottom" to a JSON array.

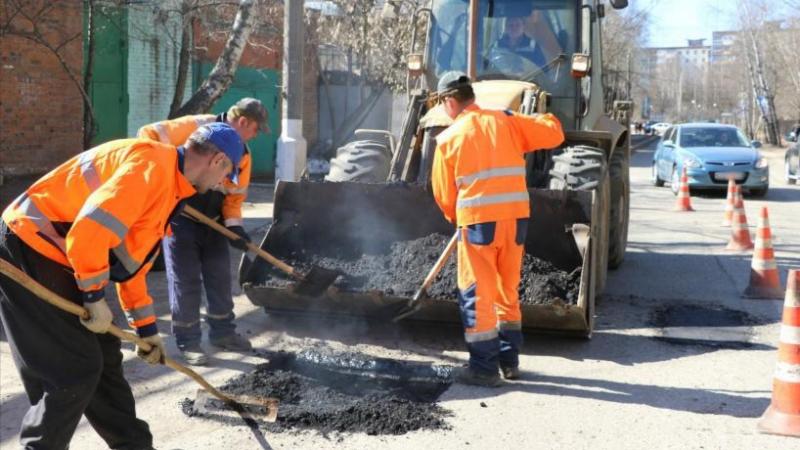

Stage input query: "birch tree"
[{"left": 172, "top": 0, "right": 257, "bottom": 116}]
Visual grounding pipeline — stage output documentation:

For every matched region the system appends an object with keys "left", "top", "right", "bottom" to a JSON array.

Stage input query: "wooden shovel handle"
[
  {"left": 181, "top": 205, "right": 297, "bottom": 277},
  {"left": 0, "top": 258, "right": 241, "bottom": 406},
  {"left": 418, "top": 232, "right": 459, "bottom": 295}
]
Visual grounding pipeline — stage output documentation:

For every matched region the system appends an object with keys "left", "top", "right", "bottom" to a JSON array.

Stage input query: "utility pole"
[{"left": 276, "top": 0, "right": 306, "bottom": 181}]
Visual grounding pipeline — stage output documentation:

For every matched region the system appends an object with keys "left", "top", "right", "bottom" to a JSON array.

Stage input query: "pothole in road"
[
  {"left": 181, "top": 350, "right": 454, "bottom": 436},
  {"left": 648, "top": 304, "right": 761, "bottom": 349}
]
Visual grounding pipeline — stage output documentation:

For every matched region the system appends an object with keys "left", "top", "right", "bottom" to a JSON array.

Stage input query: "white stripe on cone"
[
  {"left": 780, "top": 324, "right": 800, "bottom": 345},
  {"left": 774, "top": 361, "right": 800, "bottom": 384}
]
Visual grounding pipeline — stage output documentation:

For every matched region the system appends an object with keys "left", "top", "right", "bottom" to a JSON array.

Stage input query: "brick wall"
[
  {"left": 0, "top": 1, "right": 83, "bottom": 176},
  {"left": 126, "top": 2, "right": 194, "bottom": 135}
]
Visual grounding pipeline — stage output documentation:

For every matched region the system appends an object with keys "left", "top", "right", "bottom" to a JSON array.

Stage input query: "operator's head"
[
  {"left": 184, "top": 123, "right": 245, "bottom": 193},
  {"left": 226, "top": 97, "right": 269, "bottom": 142},
  {"left": 436, "top": 71, "right": 475, "bottom": 119},
  {"left": 504, "top": 16, "right": 525, "bottom": 39}
]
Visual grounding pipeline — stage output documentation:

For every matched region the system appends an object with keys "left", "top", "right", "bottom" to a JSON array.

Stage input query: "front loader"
[{"left": 240, "top": 0, "right": 631, "bottom": 337}]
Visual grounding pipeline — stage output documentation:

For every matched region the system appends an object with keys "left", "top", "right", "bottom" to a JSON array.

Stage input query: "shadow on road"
[{"left": 441, "top": 372, "right": 771, "bottom": 419}]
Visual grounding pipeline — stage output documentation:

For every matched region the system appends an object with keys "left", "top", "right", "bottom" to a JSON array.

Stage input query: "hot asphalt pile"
[
  {"left": 265, "top": 233, "right": 581, "bottom": 305},
  {"left": 181, "top": 350, "right": 453, "bottom": 435}
]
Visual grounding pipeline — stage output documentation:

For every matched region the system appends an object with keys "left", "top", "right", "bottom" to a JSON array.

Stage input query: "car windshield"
[
  {"left": 678, "top": 127, "right": 750, "bottom": 148},
  {"left": 429, "top": 0, "right": 577, "bottom": 97}
]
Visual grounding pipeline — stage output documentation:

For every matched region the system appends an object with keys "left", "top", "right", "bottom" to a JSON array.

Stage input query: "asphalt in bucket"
[
  {"left": 181, "top": 349, "right": 453, "bottom": 436},
  {"left": 265, "top": 233, "right": 581, "bottom": 305}
]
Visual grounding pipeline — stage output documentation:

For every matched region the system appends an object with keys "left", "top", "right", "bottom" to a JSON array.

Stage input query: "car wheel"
[
  {"left": 651, "top": 162, "right": 665, "bottom": 187},
  {"left": 670, "top": 165, "right": 680, "bottom": 196},
  {"left": 751, "top": 185, "right": 769, "bottom": 197},
  {"left": 787, "top": 158, "right": 797, "bottom": 185}
]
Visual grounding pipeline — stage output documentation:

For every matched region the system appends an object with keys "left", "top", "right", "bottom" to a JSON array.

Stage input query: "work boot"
[
  {"left": 500, "top": 365, "right": 520, "bottom": 380},
  {"left": 178, "top": 343, "right": 209, "bottom": 366},
  {"left": 454, "top": 367, "right": 504, "bottom": 388},
  {"left": 210, "top": 332, "right": 252, "bottom": 352}
]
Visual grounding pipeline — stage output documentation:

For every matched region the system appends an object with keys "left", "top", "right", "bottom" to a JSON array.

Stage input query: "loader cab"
[{"left": 417, "top": 0, "right": 617, "bottom": 131}]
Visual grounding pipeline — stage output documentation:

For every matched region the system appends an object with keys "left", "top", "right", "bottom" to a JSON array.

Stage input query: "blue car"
[{"left": 651, "top": 123, "right": 769, "bottom": 197}]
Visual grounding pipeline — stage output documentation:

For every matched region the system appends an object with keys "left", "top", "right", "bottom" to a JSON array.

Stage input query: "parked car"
[
  {"left": 787, "top": 143, "right": 799, "bottom": 185},
  {"left": 651, "top": 122, "right": 671, "bottom": 136},
  {"left": 651, "top": 123, "right": 769, "bottom": 197}
]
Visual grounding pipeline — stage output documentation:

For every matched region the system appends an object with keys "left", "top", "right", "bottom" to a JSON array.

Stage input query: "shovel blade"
[
  {"left": 194, "top": 389, "right": 279, "bottom": 423},
  {"left": 292, "top": 266, "right": 340, "bottom": 297}
]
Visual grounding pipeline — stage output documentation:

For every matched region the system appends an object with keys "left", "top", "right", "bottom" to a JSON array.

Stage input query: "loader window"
[
  {"left": 429, "top": 0, "right": 578, "bottom": 121},
  {"left": 430, "top": 0, "right": 577, "bottom": 91}
]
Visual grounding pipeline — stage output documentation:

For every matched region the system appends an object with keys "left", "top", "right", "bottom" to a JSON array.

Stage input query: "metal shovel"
[
  {"left": 182, "top": 205, "right": 340, "bottom": 297},
  {"left": 393, "top": 231, "right": 459, "bottom": 322},
  {"left": 0, "top": 259, "right": 279, "bottom": 422}
]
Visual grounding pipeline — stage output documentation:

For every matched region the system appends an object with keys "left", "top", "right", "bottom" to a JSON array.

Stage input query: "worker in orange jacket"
[
  {"left": 0, "top": 123, "right": 244, "bottom": 449},
  {"left": 431, "top": 72, "right": 565, "bottom": 387},
  {"left": 138, "top": 98, "right": 268, "bottom": 365}
]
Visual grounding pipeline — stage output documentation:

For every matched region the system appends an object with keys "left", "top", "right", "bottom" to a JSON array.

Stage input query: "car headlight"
[
  {"left": 683, "top": 156, "right": 702, "bottom": 169},
  {"left": 755, "top": 157, "right": 768, "bottom": 169}
]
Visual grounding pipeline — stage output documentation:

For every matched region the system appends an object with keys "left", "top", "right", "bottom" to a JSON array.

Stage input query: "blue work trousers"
[{"left": 162, "top": 215, "right": 236, "bottom": 346}]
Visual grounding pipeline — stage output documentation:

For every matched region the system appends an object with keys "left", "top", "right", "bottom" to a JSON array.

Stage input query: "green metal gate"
[{"left": 84, "top": 4, "right": 128, "bottom": 146}]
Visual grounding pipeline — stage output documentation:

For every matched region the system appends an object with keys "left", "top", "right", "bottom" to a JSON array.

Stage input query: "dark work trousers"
[
  {"left": 0, "top": 222, "right": 153, "bottom": 450},
  {"left": 162, "top": 214, "right": 236, "bottom": 347}
]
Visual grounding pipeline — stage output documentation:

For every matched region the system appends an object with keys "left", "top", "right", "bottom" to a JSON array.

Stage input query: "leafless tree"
[
  {"left": 600, "top": 4, "right": 650, "bottom": 115},
  {"left": 307, "top": 0, "right": 424, "bottom": 151},
  {"left": 172, "top": 0, "right": 258, "bottom": 116}
]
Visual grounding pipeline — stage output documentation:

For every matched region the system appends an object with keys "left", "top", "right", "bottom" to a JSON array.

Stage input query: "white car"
[{"left": 652, "top": 122, "right": 671, "bottom": 136}]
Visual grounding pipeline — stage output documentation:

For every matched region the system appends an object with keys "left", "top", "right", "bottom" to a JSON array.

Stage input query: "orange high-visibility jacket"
[
  {"left": 432, "top": 104, "right": 564, "bottom": 226},
  {"left": 1, "top": 139, "right": 196, "bottom": 336},
  {"left": 137, "top": 114, "right": 251, "bottom": 226}
]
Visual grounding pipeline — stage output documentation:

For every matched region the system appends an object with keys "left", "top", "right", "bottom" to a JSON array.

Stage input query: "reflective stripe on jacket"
[
  {"left": 137, "top": 114, "right": 251, "bottom": 226},
  {"left": 432, "top": 104, "right": 564, "bottom": 226},
  {"left": 1, "top": 139, "right": 196, "bottom": 335}
]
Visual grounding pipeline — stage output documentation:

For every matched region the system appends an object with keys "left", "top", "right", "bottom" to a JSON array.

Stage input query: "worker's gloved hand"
[
  {"left": 136, "top": 334, "right": 165, "bottom": 365},
  {"left": 227, "top": 225, "right": 251, "bottom": 251},
  {"left": 80, "top": 298, "right": 113, "bottom": 334}
]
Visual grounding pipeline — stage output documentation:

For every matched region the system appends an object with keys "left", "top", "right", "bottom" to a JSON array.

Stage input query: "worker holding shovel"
[
  {"left": 0, "top": 123, "right": 244, "bottom": 449},
  {"left": 138, "top": 98, "right": 269, "bottom": 365},
  {"left": 431, "top": 72, "right": 564, "bottom": 387}
]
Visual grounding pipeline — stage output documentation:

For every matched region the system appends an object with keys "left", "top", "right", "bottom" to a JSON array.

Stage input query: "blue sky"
[{"left": 641, "top": 0, "right": 739, "bottom": 47}]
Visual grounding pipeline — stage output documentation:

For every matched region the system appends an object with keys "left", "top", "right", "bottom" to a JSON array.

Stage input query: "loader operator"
[
  {"left": 138, "top": 98, "right": 268, "bottom": 366},
  {"left": 431, "top": 71, "right": 565, "bottom": 387},
  {"left": 0, "top": 123, "right": 244, "bottom": 449}
]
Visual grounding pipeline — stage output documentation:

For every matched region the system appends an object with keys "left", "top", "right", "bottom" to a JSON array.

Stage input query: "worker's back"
[{"left": 433, "top": 105, "right": 564, "bottom": 226}]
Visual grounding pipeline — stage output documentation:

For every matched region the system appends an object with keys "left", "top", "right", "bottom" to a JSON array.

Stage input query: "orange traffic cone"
[
  {"left": 743, "top": 207, "right": 783, "bottom": 299},
  {"left": 722, "top": 179, "right": 738, "bottom": 226},
  {"left": 758, "top": 269, "right": 800, "bottom": 437},
  {"left": 725, "top": 195, "right": 754, "bottom": 251},
  {"left": 673, "top": 167, "right": 694, "bottom": 211}
]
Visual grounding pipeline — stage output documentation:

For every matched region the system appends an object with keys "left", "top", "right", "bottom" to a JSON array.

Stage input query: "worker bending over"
[
  {"left": 431, "top": 72, "right": 565, "bottom": 387},
  {"left": 0, "top": 123, "right": 244, "bottom": 448},
  {"left": 138, "top": 98, "right": 268, "bottom": 365}
]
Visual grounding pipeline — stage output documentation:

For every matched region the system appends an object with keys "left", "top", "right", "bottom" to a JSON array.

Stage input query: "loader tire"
[
  {"left": 549, "top": 146, "right": 610, "bottom": 294},
  {"left": 607, "top": 144, "right": 630, "bottom": 270},
  {"left": 325, "top": 140, "right": 391, "bottom": 183}
]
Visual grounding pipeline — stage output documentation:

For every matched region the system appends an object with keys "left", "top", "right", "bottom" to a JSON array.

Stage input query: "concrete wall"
[
  {"left": 0, "top": 1, "right": 83, "bottom": 176},
  {"left": 126, "top": 2, "right": 193, "bottom": 135}
]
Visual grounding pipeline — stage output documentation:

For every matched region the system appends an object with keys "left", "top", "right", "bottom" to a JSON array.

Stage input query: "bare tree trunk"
[
  {"left": 169, "top": 2, "right": 193, "bottom": 119},
  {"left": 82, "top": 0, "right": 96, "bottom": 148},
  {"left": 172, "top": 0, "right": 256, "bottom": 116}
]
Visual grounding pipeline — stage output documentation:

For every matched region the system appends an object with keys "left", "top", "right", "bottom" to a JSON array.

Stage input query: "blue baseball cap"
[{"left": 194, "top": 122, "right": 245, "bottom": 183}]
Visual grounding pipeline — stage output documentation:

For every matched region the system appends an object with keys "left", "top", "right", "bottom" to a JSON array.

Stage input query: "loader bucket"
[{"left": 241, "top": 181, "right": 598, "bottom": 336}]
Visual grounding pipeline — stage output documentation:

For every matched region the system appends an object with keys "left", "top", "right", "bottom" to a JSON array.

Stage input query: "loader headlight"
[{"left": 755, "top": 157, "right": 768, "bottom": 169}]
